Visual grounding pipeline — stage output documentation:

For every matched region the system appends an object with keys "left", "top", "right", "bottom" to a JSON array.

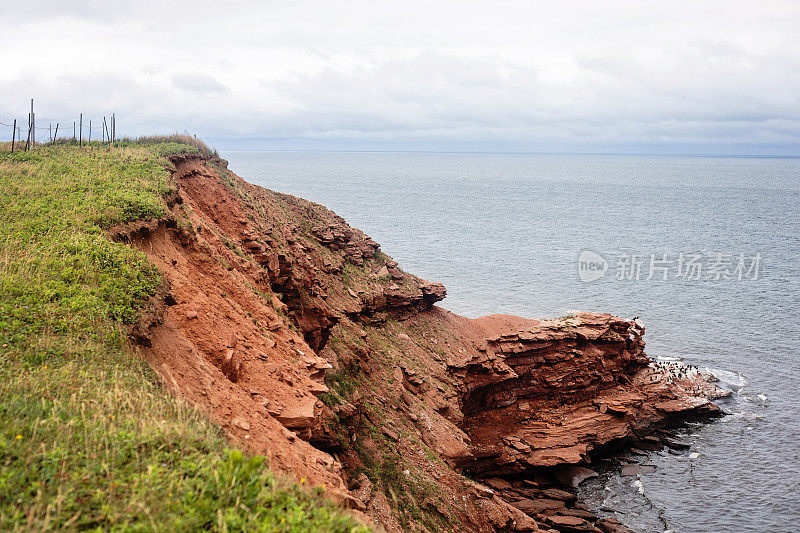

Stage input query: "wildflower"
[
  {"left": 300, "top": 477, "right": 306, "bottom": 484},
  {"left": 15, "top": 435, "right": 22, "bottom": 440}
]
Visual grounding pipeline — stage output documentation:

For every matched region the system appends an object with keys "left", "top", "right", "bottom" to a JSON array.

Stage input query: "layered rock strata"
[{"left": 118, "top": 153, "right": 726, "bottom": 533}]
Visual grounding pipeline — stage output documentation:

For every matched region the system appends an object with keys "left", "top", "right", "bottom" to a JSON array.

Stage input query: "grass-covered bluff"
[{"left": 0, "top": 138, "right": 367, "bottom": 532}]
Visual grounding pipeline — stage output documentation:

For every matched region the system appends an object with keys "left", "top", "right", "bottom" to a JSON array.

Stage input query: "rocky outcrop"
[
  {"left": 457, "top": 313, "right": 647, "bottom": 416},
  {"left": 168, "top": 154, "right": 444, "bottom": 351},
  {"left": 122, "top": 153, "right": 728, "bottom": 533},
  {"left": 311, "top": 216, "right": 380, "bottom": 266},
  {"left": 452, "top": 313, "right": 723, "bottom": 476}
]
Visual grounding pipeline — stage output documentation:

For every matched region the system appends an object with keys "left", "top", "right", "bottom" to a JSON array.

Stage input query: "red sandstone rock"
[
  {"left": 450, "top": 313, "right": 723, "bottom": 477},
  {"left": 514, "top": 498, "right": 566, "bottom": 515},
  {"left": 544, "top": 514, "right": 594, "bottom": 532},
  {"left": 123, "top": 154, "right": 726, "bottom": 533},
  {"left": 542, "top": 488, "right": 577, "bottom": 502}
]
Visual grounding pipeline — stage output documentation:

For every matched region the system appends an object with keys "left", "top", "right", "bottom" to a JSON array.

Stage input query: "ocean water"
[{"left": 224, "top": 151, "right": 800, "bottom": 533}]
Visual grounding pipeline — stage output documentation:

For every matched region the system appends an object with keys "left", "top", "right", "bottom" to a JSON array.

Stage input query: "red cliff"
[{"left": 117, "top": 153, "right": 726, "bottom": 533}]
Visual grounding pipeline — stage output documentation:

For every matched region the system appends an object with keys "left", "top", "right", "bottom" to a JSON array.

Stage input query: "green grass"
[
  {"left": 318, "top": 331, "right": 452, "bottom": 532},
  {"left": 350, "top": 426, "right": 450, "bottom": 533},
  {"left": 0, "top": 142, "right": 367, "bottom": 532}
]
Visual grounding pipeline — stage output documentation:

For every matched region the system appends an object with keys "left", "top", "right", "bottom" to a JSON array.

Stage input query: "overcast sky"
[{"left": 3, "top": 1, "right": 800, "bottom": 154}]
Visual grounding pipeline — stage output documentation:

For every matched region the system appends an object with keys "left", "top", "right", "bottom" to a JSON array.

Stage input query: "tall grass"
[
  {"left": 124, "top": 134, "right": 220, "bottom": 159},
  {"left": 1, "top": 134, "right": 217, "bottom": 159},
  {"left": 0, "top": 142, "right": 366, "bottom": 532}
]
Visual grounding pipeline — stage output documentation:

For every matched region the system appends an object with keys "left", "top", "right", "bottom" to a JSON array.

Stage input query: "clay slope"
[{"left": 116, "top": 153, "right": 726, "bottom": 533}]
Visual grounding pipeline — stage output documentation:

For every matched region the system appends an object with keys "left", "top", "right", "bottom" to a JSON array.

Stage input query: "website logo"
[{"left": 577, "top": 249, "right": 608, "bottom": 283}]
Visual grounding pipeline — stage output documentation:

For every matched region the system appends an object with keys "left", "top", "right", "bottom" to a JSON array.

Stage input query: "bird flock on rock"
[{"left": 646, "top": 360, "right": 701, "bottom": 384}]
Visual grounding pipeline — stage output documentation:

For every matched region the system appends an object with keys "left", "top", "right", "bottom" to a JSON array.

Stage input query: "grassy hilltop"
[{"left": 0, "top": 139, "right": 366, "bottom": 532}]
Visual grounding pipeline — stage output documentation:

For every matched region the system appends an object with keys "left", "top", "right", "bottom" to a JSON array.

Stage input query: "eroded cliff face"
[
  {"left": 457, "top": 314, "right": 647, "bottom": 418},
  {"left": 117, "top": 153, "right": 725, "bottom": 533},
  {"left": 453, "top": 314, "right": 721, "bottom": 475}
]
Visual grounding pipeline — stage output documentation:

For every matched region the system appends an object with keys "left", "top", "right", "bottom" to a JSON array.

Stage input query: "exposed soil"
[{"left": 115, "top": 154, "right": 726, "bottom": 532}]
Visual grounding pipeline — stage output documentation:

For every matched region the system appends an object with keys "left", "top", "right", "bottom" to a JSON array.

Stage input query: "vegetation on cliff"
[
  {"left": 0, "top": 137, "right": 724, "bottom": 533},
  {"left": 0, "top": 140, "right": 366, "bottom": 531}
]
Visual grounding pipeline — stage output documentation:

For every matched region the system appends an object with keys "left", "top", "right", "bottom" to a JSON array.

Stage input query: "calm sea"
[{"left": 224, "top": 151, "right": 800, "bottom": 533}]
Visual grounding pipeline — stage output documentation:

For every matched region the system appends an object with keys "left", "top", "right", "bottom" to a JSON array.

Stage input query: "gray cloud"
[
  {"left": 172, "top": 73, "right": 228, "bottom": 94},
  {"left": 2, "top": 1, "right": 799, "bottom": 153}
]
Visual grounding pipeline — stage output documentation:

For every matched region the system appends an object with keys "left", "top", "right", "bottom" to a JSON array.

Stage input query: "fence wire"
[{"left": 2, "top": 105, "right": 118, "bottom": 150}]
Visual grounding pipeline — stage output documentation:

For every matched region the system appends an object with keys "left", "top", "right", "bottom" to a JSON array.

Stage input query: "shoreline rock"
[{"left": 126, "top": 153, "right": 727, "bottom": 533}]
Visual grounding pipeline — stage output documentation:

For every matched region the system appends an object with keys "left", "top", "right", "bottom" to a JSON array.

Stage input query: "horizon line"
[{"left": 215, "top": 148, "right": 800, "bottom": 159}]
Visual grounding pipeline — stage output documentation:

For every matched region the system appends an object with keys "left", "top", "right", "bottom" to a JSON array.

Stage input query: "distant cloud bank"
[{"left": 3, "top": 1, "right": 799, "bottom": 154}]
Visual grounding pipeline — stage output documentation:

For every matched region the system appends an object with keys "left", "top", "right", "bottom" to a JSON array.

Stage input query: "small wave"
[
  {"left": 632, "top": 479, "right": 645, "bottom": 495},
  {"left": 707, "top": 367, "right": 747, "bottom": 388},
  {"left": 720, "top": 410, "right": 765, "bottom": 422},
  {"left": 655, "top": 355, "right": 683, "bottom": 362},
  {"left": 689, "top": 452, "right": 701, "bottom": 459},
  {"left": 736, "top": 392, "right": 769, "bottom": 409}
]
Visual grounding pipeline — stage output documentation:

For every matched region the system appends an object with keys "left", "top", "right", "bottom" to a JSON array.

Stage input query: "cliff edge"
[{"left": 119, "top": 152, "right": 726, "bottom": 532}]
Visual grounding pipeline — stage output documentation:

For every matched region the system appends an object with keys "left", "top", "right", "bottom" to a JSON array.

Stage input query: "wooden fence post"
[
  {"left": 79, "top": 113, "right": 83, "bottom": 147},
  {"left": 53, "top": 124, "right": 59, "bottom": 145},
  {"left": 11, "top": 119, "right": 16, "bottom": 153},
  {"left": 89, "top": 120, "right": 92, "bottom": 143}
]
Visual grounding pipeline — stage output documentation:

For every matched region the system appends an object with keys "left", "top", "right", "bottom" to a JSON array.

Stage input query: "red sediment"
[{"left": 116, "top": 154, "right": 724, "bottom": 532}]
